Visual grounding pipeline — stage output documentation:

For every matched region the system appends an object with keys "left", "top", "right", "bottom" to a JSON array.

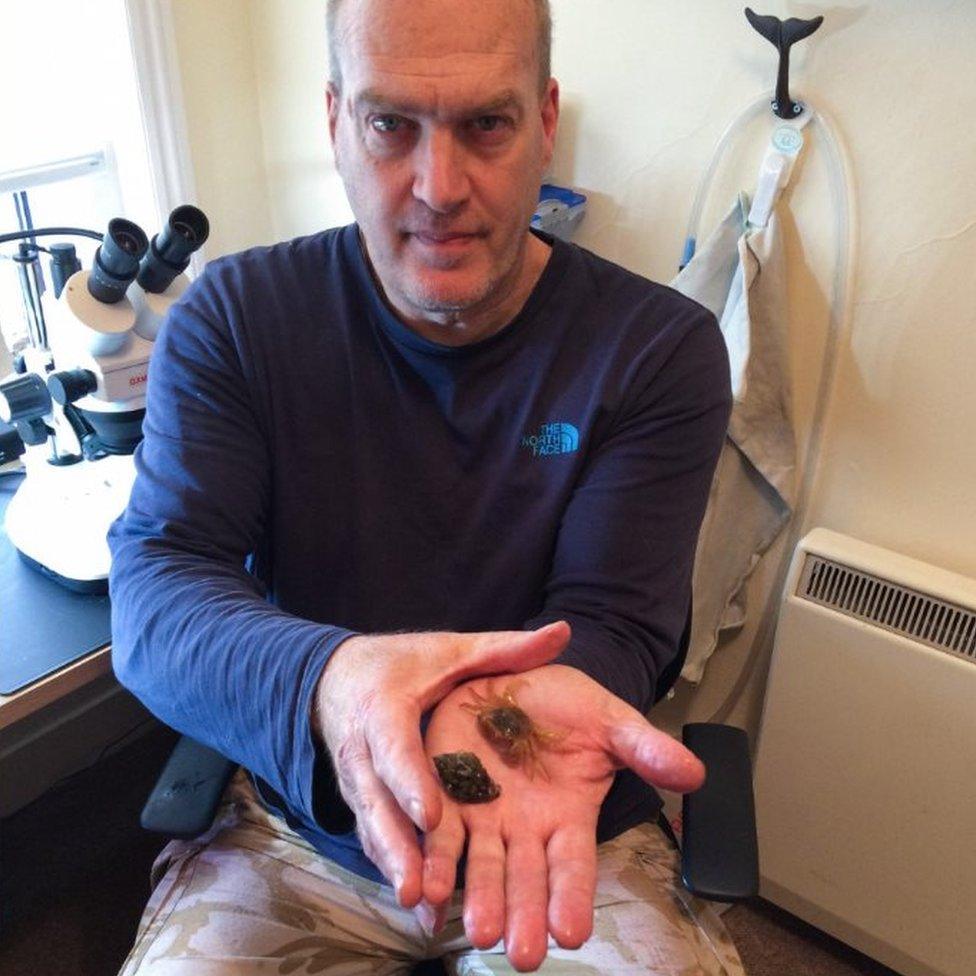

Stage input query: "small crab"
[{"left": 461, "top": 681, "right": 566, "bottom": 780}]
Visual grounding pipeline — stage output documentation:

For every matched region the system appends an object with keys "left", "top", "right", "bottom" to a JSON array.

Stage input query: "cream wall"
[
  {"left": 247, "top": 0, "right": 353, "bottom": 237},
  {"left": 168, "top": 1, "right": 976, "bottom": 734},
  {"left": 170, "top": 0, "right": 275, "bottom": 256}
]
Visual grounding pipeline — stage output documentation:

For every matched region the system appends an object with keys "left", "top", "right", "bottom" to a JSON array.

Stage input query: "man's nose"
[{"left": 412, "top": 128, "right": 470, "bottom": 214}]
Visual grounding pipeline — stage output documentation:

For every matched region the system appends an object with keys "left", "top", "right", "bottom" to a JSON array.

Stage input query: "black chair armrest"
[
  {"left": 141, "top": 734, "right": 237, "bottom": 839},
  {"left": 680, "top": 722, "right": 759, "bottom": 902}
]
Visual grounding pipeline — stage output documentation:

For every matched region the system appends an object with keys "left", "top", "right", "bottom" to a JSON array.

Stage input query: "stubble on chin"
[{"left": 393, "top": 268, "right": 498, "bottom": 317}]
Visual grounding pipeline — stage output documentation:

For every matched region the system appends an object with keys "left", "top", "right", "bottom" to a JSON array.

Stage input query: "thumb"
[
  {"left": 455, "top": 620, "right": 571, "bottom": 678},
  {"left": 608, "top": 717, "right": 706, "bottom": 794},
  {"left": 425, "top": 621, "right": 571, "bottom": 703}
]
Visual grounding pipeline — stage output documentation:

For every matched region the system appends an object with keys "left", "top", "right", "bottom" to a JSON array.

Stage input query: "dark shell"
[{"left": 433, "top": 751, "right": 501, "bottom": 803}]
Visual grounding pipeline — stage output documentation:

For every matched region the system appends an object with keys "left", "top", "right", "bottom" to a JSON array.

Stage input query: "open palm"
[{"left": 420, "top": 664, "right": 705, "bottom": 971}]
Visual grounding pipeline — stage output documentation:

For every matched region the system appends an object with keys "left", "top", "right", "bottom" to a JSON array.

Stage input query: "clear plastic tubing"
[{"left": 683, "top": 90, "right": 860, "bottom": 723}]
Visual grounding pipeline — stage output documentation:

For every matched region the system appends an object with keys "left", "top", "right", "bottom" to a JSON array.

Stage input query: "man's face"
[{"left": 327, "top": 0, "right": 558, "bottom": 328}]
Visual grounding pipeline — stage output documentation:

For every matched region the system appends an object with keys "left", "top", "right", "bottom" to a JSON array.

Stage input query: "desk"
[
  {"left": 0, "top": 474, "right": 112, "bottom": 700},
  {"left": 0, "top": 474, "right": 146, "bottom": 816},
  {"left": 0, "top": 644, "right": 112, "bottom": 731}
]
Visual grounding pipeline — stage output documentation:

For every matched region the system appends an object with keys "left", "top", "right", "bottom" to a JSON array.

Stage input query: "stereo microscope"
[{"left": 0, "top": 205, "right": 209, "bottom": 591}]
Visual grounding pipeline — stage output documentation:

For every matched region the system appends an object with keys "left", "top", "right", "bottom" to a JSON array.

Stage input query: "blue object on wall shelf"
[{"left": 532, "top": 183, "right": 587, "bottom": 240}]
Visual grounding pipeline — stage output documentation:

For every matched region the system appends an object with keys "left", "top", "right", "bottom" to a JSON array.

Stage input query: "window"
[{"left": 0, "top": 0, "right": 187, "bottom": 355}]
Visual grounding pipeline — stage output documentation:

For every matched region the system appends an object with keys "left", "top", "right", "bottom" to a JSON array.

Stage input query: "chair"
[{"left": 142, "top": 605, "right": 758, "bottom": 905}]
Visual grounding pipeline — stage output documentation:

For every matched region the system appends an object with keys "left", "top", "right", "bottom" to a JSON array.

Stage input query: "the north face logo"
[{"left": 521, "top": 422, "right": 580, "bottom": 457}]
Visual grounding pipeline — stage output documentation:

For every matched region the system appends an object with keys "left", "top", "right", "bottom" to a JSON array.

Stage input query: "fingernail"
[{"left": 409, "top": 798, "right": 427, "bottom": 830}]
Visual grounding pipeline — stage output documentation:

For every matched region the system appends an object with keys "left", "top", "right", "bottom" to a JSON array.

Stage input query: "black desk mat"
[{"left": 0, "top": 475, "right": 112, "bottom": 694}]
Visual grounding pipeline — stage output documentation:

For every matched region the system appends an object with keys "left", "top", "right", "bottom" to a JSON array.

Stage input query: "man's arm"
[
  {"left": 524, "top": 308, "right": 733, "bottom": 709},
  {"left": 109, "top": 267, "right": 356, "bottom": 834}
]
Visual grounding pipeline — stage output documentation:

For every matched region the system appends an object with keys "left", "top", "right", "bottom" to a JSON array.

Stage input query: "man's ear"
[
  {"left": 539, "top": 78, "right": 560, "bottom": 171},
  {"left": 326, "top": 82, "right": 341, "bottom": 165}
]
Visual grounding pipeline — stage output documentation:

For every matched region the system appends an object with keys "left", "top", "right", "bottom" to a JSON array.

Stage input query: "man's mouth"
[{"left": 410, "top": 231, "right": 480, "bottom": 245}]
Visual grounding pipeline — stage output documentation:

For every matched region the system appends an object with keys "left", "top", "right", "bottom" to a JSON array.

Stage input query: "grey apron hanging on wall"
[{"left": 670, "top": 194, "right": 796, "bottom": 683}]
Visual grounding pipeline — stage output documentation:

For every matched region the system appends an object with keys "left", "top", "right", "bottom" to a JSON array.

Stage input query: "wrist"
[{"left": 310, "top": 631, "right": 367, "bottom": 745}]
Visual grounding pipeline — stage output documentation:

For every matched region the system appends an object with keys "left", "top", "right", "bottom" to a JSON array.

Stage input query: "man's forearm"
[{"left": 109, "top": 530, "right": 356, "bottom": 830}]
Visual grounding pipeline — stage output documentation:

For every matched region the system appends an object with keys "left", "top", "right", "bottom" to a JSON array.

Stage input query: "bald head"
[{"left": 326, "top": 0, "right": 552, "bottom": 95}]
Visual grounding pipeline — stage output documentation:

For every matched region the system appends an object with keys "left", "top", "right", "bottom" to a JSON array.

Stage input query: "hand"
[
  {"left": 311, "top": 621, "right": 571, "bottom": 908},
  {"left": 420, "top": 664, "right": 705, "bottom": 972}
]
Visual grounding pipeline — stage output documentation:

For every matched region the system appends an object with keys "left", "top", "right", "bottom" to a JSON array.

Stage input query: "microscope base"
[{"left": 4, "top": 454, "right": 136, "bottom": 592}]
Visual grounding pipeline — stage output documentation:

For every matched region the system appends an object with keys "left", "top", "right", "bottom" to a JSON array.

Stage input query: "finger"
[
  {"left": 504, "top": 834, "right": 550, "bottom": 972},
  {"left": 422, "top": 804, "right": 465, "bottom": 906},
  {"left": 424, "top": 621, "right": 572, "bottom": 705},
  {"left": 367, "top": 701, "right": 443, "bottom": 833},
  {"left": 608, "top": 718, "right": 706, "bottom": 793},
  {"left": 357, "top": 786, "right": 425, "bottom": 907},
  {"left": 335, "top": 738, "right": 424, "bottom": 907},
  {"left": 546, "top": 825, "right": 597, "bottom": 949},
  {"left": 462, "top": 826, "right": 507, "bottom": 950}
]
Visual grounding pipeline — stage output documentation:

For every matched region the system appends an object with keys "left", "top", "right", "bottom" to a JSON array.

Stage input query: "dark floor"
[
  {"left": 0, "top": 723, "right": 179, "bottom": 976},
  {"left": 0, "top": 726, "right": 898, "bottom": 976},
  {"left": 722, "top": 901, "right": 897, "bottom": 976}
]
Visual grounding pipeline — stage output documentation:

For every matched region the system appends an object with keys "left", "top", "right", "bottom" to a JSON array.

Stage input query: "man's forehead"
[{"left": 336, "top": 0, "right": 538, "bottom": 76}]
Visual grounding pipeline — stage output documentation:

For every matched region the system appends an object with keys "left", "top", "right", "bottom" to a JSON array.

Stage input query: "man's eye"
[
  {"left": 473, "top": 116, "right": 504, "bottom": 132},
  {"left": 465, "top": 115, "right": 513, "bottom": 145},
  {"left": 370, "top": 115, "right": 405, "bottom": 133}
]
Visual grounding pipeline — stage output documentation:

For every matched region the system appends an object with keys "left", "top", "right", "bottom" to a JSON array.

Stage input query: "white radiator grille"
[{"left": 798, "top": 555, "right": 976, "bottom": 663}]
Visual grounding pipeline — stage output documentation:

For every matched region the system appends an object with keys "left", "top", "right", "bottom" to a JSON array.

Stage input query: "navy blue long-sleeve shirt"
[{"left": 109, "top": 224, "right": 730, "bottom": 882}]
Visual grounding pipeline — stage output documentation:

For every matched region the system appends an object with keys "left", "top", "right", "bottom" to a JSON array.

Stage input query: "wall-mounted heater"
[{"left": 754, "top": 528, "right": 976, "bottom": 976}]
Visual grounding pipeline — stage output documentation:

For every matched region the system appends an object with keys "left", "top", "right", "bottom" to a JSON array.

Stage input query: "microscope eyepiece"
[
  {"left": 87, "top": 218, "right": 149, "bottom": 304},
  {"left": 157, "top": 205, "right": 209, "bottom": 264},
  {"left": 137, "top": 205, "right": 210, "bottom": 294},
  {"left": 109, "top": 221, "right": 146, "bottom": 258}
]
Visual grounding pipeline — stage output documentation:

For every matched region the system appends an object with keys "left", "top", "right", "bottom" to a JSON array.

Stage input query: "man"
[{"left": 110, "top": 0, "right": 744, "bottom": 972}]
